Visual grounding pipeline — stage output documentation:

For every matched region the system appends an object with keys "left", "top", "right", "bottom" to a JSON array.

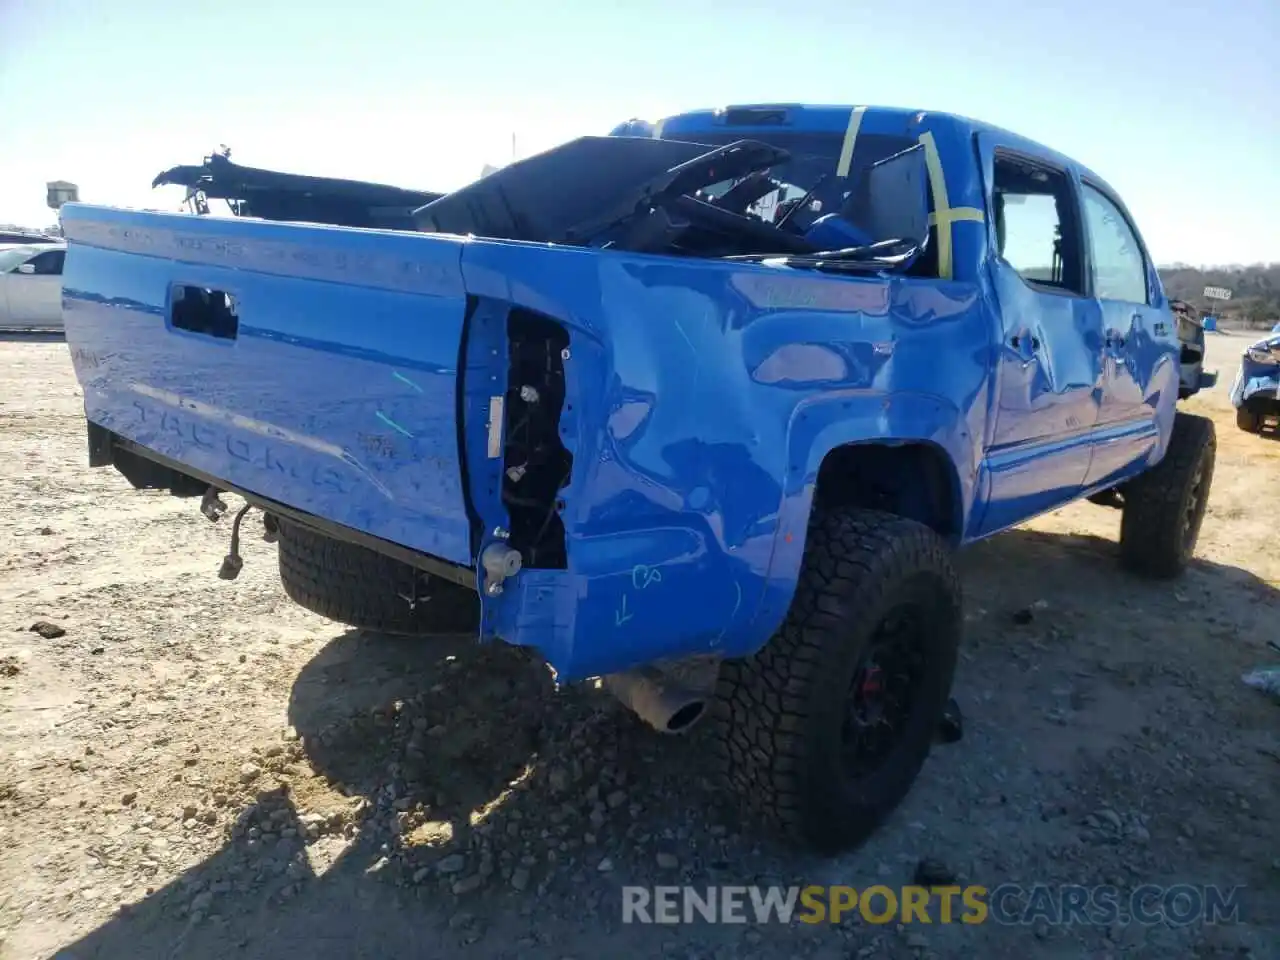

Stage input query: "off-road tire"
[
  {"left": 711, "top": 508, "right": 962, "bottom": 854},
  {"left": 1118, "top": 412, "right": 1216, "bottom": 580},
  {"left": 1236, "top": 407, "right": 1261, "bottom": 433},
  {"left": 276, "top": 520, "right": 479, "bottom": 635}
]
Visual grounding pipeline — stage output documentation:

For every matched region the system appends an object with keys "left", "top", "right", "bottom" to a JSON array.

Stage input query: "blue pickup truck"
[{"left": 60, "top": 104, "right": 1216, "bottom": 853}]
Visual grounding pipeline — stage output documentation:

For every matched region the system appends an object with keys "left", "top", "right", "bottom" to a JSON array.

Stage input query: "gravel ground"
[{"left": 1, "top": 331, "right": 1278, "bottom": 960}]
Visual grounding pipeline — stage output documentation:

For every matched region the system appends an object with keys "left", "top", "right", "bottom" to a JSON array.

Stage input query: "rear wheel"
[
  {"left": 711, "top": 508, "right": 961, "bottom": 854},
  {"left": 276, "top": 520, "right": 479, "bottom": 635},
  {"left": 1119, "top": 412, "right": 1216, "bottom": 579}
]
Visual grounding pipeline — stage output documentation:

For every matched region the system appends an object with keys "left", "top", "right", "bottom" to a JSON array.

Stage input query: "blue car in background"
[{"left": 1230, "top": 331, "right": 1280, "bottom": 432}]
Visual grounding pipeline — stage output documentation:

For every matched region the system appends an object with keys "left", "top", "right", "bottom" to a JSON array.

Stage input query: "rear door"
[
  {"left": 1078, "top": 182, "right": 1171, "bottom": 487},
  {"left": 973, "top": 139, "right": 1105, "bottom": 536}
]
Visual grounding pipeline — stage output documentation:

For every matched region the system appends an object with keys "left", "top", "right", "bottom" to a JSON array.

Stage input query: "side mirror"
[{"left": 15, "top": 263, "right": 35, "bottom": 275}]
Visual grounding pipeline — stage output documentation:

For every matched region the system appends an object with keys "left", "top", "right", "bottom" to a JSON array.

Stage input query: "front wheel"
[
  {"left": 711, "top": 508, "right": 961, "bottom": 854},
  {"left": 1236, "top": 407, "right": 1262, "bottom": 433},
  {"left": 1118, "top": 412, "right": 1216, "bottom": 579}
]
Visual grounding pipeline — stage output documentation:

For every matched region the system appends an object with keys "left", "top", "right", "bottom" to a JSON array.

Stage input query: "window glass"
[
  {"left": 0, "top": 247, "right": 40, "bottom": 272},
  {"left": 28, "top": 249, "right": 65, "bottom": 276},
  {"left": 998, "top": 193, "right": 1062, "bottom": 283},
  {"left": 1081, "top": 185, "right": 1147, "bottom": 303},
  {"left": 992, "top": 156, "right": 1082, "bottom": 294}
]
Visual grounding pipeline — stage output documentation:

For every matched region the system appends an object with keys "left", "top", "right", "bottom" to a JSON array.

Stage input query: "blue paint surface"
[
  {"left": 61, "top": 208, "right": 474, "bottom": 565},
  {"left": 59, "top": 104, "right": 1183, "bottom": 683}
]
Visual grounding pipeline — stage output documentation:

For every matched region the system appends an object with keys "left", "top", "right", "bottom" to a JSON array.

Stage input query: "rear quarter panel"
[
  {"left": 463, "top": 241, "right": 993, "bottom": 680},
  {"left": 466, "top": 114, "right": 1000, "bottom": 680}
]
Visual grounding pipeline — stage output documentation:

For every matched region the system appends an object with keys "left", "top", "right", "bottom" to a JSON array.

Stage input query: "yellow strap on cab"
[
  {"left": 917, "top": 131, "right": 984, "bottom": 280},
  {"left": 836, "top": 106, "right": 866, "bottom": 178}
]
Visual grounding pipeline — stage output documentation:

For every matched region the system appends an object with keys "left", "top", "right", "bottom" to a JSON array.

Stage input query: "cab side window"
[
  {"left": 1080, "top": 184, "right": 1148, "bottom": 304},
  {"left": 28, "top": 250, "right": 65, "bottom": 276},
  {"left": 991, "top": 154, "right": 1085, "bottom": 295}
]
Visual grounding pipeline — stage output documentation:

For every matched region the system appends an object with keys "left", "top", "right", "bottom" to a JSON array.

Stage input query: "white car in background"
[{"left": 0, "top": 242, "right": 66, "bottom": 331}]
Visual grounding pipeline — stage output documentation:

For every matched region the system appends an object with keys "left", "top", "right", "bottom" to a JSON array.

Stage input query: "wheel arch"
[
  {"left": 736, "top": 392, "right": 975, "bottom": 659},
  {"left": 813, "top": 439, "right": 965, "bottom": 543}
]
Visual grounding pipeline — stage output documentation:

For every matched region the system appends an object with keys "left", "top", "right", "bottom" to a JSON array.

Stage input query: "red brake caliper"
[{"left": 860, "top": 664, "right": 883, "bottom": 698}]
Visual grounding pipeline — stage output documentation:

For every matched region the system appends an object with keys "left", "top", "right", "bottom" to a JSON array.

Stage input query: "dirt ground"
[{"left": 1, "top": 331, "right": 1277, "bottom": 960}]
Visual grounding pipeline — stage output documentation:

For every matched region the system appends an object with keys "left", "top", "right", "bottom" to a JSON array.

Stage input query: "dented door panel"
[{"left": 975, "top": 265, "right": 1103, "bottom": 536}]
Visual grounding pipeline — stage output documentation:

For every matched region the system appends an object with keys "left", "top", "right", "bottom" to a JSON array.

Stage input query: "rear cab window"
[
  {"left": 689, "top": 130, "right": 915, "bottom": 227},
  {"left": 678, "top": 127, "right": 942, "bottom": 277}
]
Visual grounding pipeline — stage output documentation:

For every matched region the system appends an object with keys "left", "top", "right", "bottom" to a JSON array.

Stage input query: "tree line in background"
[{"left": 1159, "top": 262, "right": 1280, "bottom": 329}]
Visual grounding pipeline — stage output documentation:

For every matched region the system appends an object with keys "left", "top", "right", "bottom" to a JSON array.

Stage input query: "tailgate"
[{"left": 60, "top": 204, "right": 481, "bottom": 567}]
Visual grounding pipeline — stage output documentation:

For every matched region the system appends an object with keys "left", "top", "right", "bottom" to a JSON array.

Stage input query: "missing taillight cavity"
[
  {"left": 503, "top": 308, "right": 572, "bottom": 569},
  {"left": 171, "top": 285, "right": 239, "bottom": 339}
]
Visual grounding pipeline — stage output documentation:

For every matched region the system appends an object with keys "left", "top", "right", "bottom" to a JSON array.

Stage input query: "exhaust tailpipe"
[{"left": 603, "top": 666, "right": 708, "bottom": 735}]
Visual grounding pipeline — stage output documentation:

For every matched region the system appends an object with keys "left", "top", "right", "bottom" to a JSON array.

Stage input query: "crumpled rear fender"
[{"left": 458, "top": 240, "right": 987, "bottom": 680}]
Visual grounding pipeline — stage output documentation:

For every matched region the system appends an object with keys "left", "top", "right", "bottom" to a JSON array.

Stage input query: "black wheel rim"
[
  {"left": 1181, "top": 457, "right": 1208, "bottom": 551},
  {"left": 841, "top": 603, "right": 929, "bottom": 778}
]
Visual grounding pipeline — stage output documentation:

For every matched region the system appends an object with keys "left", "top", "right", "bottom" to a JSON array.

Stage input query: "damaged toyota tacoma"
[{"left": 59, "top": 104, "right": 1217, "bottom": 853}]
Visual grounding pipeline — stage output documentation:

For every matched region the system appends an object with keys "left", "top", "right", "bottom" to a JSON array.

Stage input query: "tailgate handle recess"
[{"left": 170, "top": 284, "right": 239, "bottom": 340}]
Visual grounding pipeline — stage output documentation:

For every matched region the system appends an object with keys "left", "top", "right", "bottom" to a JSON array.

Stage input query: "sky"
[{"left": 1, "top": 0, "right": 1276, "bottom": 267}]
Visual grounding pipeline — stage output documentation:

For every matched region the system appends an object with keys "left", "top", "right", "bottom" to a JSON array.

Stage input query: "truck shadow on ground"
[{"left": 50, "top": 526, "right": 1280, "bottom": 960}]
